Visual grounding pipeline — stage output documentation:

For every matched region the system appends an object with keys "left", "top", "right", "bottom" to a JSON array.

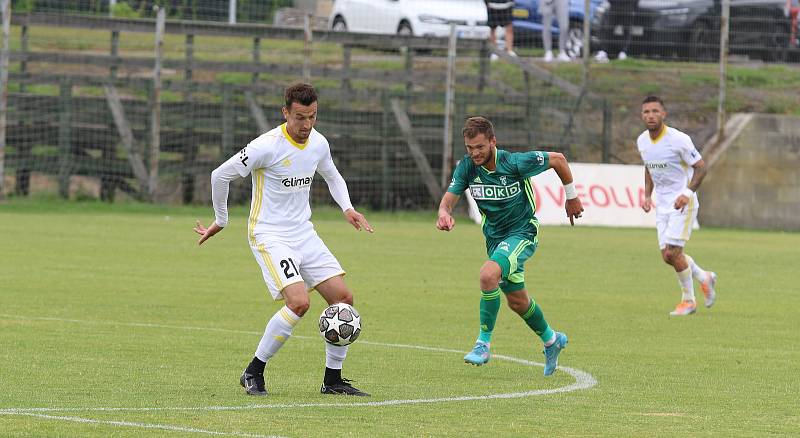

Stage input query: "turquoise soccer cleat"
[
  {"left": 543, "top": 332, "right": 568, "bottom": 376},
  {"left": 464, "top": 341, "right": 491, "bottom": 366}
]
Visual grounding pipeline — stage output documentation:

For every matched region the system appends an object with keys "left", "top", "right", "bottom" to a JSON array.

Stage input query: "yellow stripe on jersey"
[
  {"left": 523, "top": 178, "right": 537, "bottom": 213},
  {"left": 508, "top": 240, "right": 532, "bottom": 274},
  {"left": 257, "top": 243, "right": 284, "bottom": 291},
  {"left": 248, "top": 169, "right": 264, "bottom": 245},
  {"left": 281, "top": 123, "right": 309, "bottom": 150},
  {"left": 681, "top": 195, "right": 696, "bottom": 240},
  {"left": 650, "top": 124, "right": 667, "bottom": 144}
]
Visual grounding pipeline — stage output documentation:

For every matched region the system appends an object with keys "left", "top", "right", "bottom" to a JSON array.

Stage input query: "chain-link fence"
[{"left": 0, "top": 6, "right": 609, "bottom": 208}]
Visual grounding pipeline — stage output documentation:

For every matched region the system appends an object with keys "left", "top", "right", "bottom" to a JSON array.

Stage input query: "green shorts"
[{"left": 486, "top": 235, "right": 538, "bottom": 293}]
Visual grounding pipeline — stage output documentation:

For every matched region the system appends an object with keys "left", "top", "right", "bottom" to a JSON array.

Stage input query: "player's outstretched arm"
[
  {"left": 547, "top": 152, "right": 584, "bottom": 226},
  {"left": 344, "top": 209, "right": 374, "bottom": 233},
  {"left": 437, "top": 192, "right": 460, "bottom": 231},
  {"left": 194, "top": 220, "right": 223, "bottom": 245}
]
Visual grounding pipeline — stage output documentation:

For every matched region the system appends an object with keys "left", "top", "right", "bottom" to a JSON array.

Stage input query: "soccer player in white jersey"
[
  {"left": 193, "top": 83, "right": 373, "bottom": 396},
  {"left": 637, "top": 96, "right": 718, "bottom": 316}
]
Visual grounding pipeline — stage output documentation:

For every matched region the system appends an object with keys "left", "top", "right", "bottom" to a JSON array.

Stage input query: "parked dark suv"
[{"left": 591, "top": 0, "right": 792, "bottom": 61}]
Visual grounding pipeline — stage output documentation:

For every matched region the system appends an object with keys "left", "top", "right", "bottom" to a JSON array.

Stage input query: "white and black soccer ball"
[{"left": 318, "top": 303, "right": 361, "bottom": 346}]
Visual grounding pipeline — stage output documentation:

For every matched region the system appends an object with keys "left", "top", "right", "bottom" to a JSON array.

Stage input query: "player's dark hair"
[
  {"left": 284, "top": 83, "right": 318, "bottom": 109},
  {"left": 642, "top": 95, "right": 665, "bottom": 108},
  {"left": 462, "top": 116, "right": 495, "bottom": 140}
]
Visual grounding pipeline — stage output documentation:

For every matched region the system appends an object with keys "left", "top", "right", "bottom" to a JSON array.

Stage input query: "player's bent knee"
[
  {"left": 282, "top": 286, "right": 311, "bottom": 316},
  {"left": 285, "top": 300, "right": 310, "bottom": 317},
  {"left": 478, "top": 267, "right": 501, "bottom": 290},
  {"left": 335, "top": 290, "right": 354, "bottom": 306}
]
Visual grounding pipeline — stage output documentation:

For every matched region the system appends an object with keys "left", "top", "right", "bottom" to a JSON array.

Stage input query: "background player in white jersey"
[
  {"left": 193, "top": 83, "right": 373, "bottom": 396},
  {"left": 638, "top": 95, "right": 718, "bottom": 316}
]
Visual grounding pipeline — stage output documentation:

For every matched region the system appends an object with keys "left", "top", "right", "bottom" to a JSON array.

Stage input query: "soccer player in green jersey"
[{"left": 437, "top": 116, "right": 584, "bottom": 376}]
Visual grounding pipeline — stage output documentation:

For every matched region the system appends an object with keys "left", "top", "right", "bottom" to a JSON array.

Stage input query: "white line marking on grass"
[
  {"left": 0, "top": 314, "right": 598, "bottom": 414},
  {"left": 0, "top": 412, "right": 283, "bottom": 437}
]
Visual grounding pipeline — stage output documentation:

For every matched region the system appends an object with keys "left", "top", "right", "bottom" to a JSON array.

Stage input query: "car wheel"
[
  {"left": 332, "top": 16, "right": 347, "bottom": 32},
  {"left": 565, "top": 21, "right": 584, "bottom": 59},
  {"left": 690, "top": 20, "right": 717, "bottom": 61},
  {"left": 397, "top": 21, "right": 413, "bottom": 36}
]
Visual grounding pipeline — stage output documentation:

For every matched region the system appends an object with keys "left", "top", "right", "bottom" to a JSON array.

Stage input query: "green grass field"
[{"left": 1, "top": 201, "right": 798, "bottom": 436}]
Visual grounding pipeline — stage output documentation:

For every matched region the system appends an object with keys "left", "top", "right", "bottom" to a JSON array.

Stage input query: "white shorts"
[
  {"left": 249, "top": 231, "right": 345, "bottom": 300},
  {"left": 655, "top": 198, "right": 698, "bottom": 250}
]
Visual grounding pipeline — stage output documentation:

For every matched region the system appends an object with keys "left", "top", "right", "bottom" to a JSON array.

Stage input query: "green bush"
[
  {"left": 12, "top": 0, "right": 35, "bottom": 13},
  {"left": 111, "top": 1, "right": 140, "bottom": 19}
]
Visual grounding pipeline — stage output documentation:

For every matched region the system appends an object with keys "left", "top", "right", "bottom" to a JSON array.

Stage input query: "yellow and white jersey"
[
  {"left": 636, "top": 125, "right": 702, "bottom": 212},
  {"left": 211, "top": 123, "right": 352, "bottom": 242}
]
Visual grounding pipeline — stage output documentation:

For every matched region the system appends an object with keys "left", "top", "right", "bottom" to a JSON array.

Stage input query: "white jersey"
[
  {"left": 636, "top": 125, "right": 702, "bottom": 211},
  {"left": 211, "top": 123, "right": 352, "bottom": 242}
]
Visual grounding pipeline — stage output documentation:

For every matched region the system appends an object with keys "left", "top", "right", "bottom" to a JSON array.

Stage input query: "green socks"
[
  {"left": 477, "top": 288, "right": 502, "bottom": 344},
  {"left": 521, "top": 299, "right": 554, "bottom": 343}
]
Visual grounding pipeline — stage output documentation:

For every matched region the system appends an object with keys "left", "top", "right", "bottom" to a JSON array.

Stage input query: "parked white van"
[{"left": 329, "top": 0, "right": 490, "bottom": 39}]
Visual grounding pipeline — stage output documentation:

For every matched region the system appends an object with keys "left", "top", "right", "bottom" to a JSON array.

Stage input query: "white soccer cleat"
[
  {"left": 543, "top": 50, "right": 554, "bottom": 63},
  {"left": 701, "top": 272, "right": 717, "bottom": 308},
  {"left": 556, "top": 52, "right": 571, "bottom": 62}
]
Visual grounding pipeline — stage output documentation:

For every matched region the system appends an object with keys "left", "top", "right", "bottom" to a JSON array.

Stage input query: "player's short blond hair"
[{"left": 462, "top": 116, "right": 495, "bottom": 140}]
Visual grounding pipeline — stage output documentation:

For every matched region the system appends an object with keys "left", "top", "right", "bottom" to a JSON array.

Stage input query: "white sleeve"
[
  {"left": 678, "top": 132, "right": 702, "bottom": 166},
  {"left": 316, "top": 145, "right": 354, "bottom": 212},
  {"left": 211, "top": 154, "right": 245, "bottom": 228}
]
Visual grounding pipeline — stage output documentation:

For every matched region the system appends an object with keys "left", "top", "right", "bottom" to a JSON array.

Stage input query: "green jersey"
[{"left": 447, "top": 149, "right": 550, "bottom": 241}]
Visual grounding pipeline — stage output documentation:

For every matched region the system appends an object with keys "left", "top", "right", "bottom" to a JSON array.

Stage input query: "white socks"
[
  {"left": 325, "top": 343, "right": 349, "bottom": 370},
  {"left": 684, "top": 254, "right": 707, "bottom": 282},
  {"left": 254, "top": 305, "right": 300, "bottom": 363},
  {"left": 253, "top": 305, "right": 350, "bottom": 371},
  {"left": 677, "top": 266, "right": 695, "bottom": 302}
]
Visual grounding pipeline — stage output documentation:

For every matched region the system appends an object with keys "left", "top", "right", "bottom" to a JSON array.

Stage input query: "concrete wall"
[{"left": 699, "top": 114, "right": 800, "bottom": 231}]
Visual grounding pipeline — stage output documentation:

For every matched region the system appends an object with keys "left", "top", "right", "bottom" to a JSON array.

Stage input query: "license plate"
[
  {"left": 631, "top": 26, "right": 644, "bottom": 36},
  {"left": 513, "top": 8, "right": 529, "bottom": 19}
]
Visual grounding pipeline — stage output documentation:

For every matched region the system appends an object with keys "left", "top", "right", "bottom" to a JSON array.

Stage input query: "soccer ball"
[{"left": 319, "top": 303, "right": 362, "bottom": 346}]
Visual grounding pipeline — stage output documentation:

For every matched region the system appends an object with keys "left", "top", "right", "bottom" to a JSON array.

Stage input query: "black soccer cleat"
[
  {"left": 320, "top": 378, "right": 370, "bottom": 397},
  {"left": 240, "top": 371, "right": 267, "bottom": 396}
]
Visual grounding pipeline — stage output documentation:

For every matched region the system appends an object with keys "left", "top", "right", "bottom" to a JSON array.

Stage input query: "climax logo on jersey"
[
  {"left": 470, "top": 182, "right": 521, "bottom": 200},
  {"left": 645, "top": 161, "right": 669, "bottom": 170},
  {"left": 282, "top": 176, "right": 313, "bottom": 187},
  {"left": 238, "top": 148, "right": 249, "bottom": 166}
]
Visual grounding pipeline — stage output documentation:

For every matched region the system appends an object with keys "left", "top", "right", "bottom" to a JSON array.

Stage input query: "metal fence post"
[
  {"left": 717, "top": 0, "right": 730, "bottom": 142},
  {"left": 602, "top": 99, "right": 612, "bottom": 163},
  {"left": 110, "top": 29, "right": 119, "bottom": 80},
  {"left": 148, "top": 6, "right": 165, "bottom": 201},
  {"left": 381, "top": 92, "right": 390, "bottom": 210},
  {"left": 19, "top": 23, "right": 27, "bottom": 92},
  {"left": 183, "top": 33, "right": 197, "bottom": 204},
  {"left": 303, "top": 13, "right": 312, "bottom": 83},
  {"left": 252, "top": 36, "right": 260, "bottom": 84},
  {"left": 58, "top": 81, "right": 72, "bottom": 199},
  {"left": 0, "top": 0, "right": 9, "bottom": 200},
  {"left": 442, "top": 23, "right": 457, "bottom": 190}
]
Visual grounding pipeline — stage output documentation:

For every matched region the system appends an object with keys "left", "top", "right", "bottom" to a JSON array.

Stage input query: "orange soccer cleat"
[{"left": 669, "top": 300, "right": 697, "bottom": 316}]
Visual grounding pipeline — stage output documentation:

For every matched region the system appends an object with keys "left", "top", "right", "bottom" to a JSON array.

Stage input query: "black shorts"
[{"left": 487, "top": 6, "right": 513, "bottom": 28}]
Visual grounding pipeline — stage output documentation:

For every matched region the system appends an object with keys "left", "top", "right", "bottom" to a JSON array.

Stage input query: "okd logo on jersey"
[
  {"left": 470, "top": 182, "right": 521, "bottom": 200},
  {"left": 282, "top": 175, "right": 313, "bottom": 188}
]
